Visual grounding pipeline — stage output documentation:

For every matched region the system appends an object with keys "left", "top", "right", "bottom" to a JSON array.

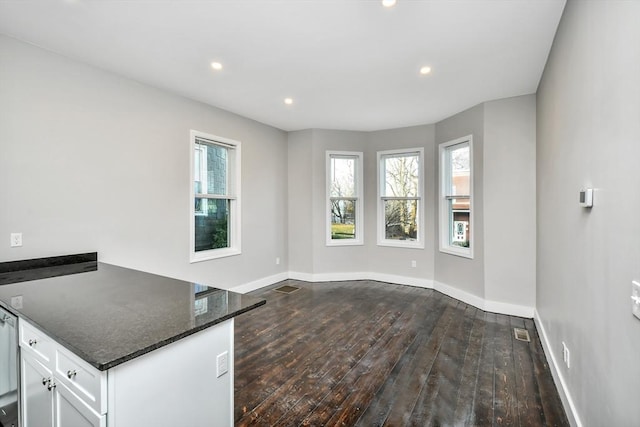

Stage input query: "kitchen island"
[{"left": 0, "top": 253, "right": 265, "bottom": 427}]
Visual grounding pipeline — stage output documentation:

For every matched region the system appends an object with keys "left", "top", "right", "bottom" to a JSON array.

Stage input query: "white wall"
[
  {"left": 536, "top": 1, "right": 640, "bottom": 425},
  {"left": 484, "top": 95, "right": 536, "bottom": 310},
  {"left": 0, "top": 35, "right": 288, "bottom": 289}
]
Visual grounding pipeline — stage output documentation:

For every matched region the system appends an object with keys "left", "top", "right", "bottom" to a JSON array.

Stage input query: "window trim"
[
  {"left": 377, "top": 147, "right": 425, "bottom": 249},
  {"left": 438, "top": 135, "right": 474, "bottom": 259},
  {"left": 326, "top": 151, "right": 364, "bottom": 246},
  {"left": 190, "top": 130, "right": 242, "bottom": 263}
]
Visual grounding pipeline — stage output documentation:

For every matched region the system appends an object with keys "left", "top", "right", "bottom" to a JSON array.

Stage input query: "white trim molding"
[
  {"left": 289, "top": 271, "right": 433, "bottom": 289},
  {"left": 229, "top": 272, "right": 289, "bottom": 294},
  {"left": 534, "top": 309, "right": 583, "bottom": 427},
  {"left": 433, "top": 281, "right": 534, "bottom": 318},
  {"left": 439, "top": 135, "right": 474, "bottom": 259},
  {"left": 377, "top": 147, "right": 425, "bottom": 249},
  {"left": 233, "top": 270, "right": 534, "bottom": 318},
  {"left": 189, "top": 130, "right": 242, "bottom": 263}
]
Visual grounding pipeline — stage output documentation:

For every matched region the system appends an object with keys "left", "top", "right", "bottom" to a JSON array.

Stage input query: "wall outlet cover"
[
  {"left": 10, "top": 233, "right": 22, "bottom": 247},
  {"left": 632, "top": 281, "right": 640, "bottom": 320},
  {"left": 216, "top": 351, "right": 229, "bottom": 377}
]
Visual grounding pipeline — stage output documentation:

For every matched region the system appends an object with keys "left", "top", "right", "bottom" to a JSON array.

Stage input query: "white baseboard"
[
  {"left": 240, "top": 271, "right": 532, "bottom": 318},
  {"left": 433, "top": 280, "right": 486, "bottom": 311},
  {"left": 288, "top": 271, "right": 367, "bottom": 283},
  {"left": 288, "top": 271, "right": 433, "bottom": 288},
  {"left": 229, "top": 272, "right": 289, "bottom": 294},
  {"left": 484, "top": 299, "right": 534, "bottom": 318},
  {"left": 368, "top": 272, "right": 433, "bottom": 288},
  {"left": 432, "top": 281, "right": 534, "bottom": 317},
  {"left": 533, "top": 309, "right": 582, "bottom": 427}
]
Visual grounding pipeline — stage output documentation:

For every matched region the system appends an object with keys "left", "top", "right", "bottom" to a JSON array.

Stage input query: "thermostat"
[{"left": 579, "top": 189, "right": 593, "bottom": 207}]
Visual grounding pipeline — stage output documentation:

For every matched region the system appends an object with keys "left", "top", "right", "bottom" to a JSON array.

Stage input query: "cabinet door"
[
  {"left": 55, "top": 382, "right": 105, "bottom": 427},
  {"left": 21, "top": 352, "right": 54, "bottom": 427}
]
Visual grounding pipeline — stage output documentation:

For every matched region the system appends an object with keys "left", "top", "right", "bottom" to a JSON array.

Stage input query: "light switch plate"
[
  {"left": 216, "top": 351, "right": 228, "bottom": 377},
  {"left": 632, "top": 281, "right": 640, "bottom": 320}
]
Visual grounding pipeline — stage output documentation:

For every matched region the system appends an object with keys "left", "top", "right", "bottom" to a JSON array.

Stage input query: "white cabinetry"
[
  {"left": 20, "top": 321, "right": 106, "bottom": 427},
  {"left": 21, "top": 351, "right": 53, "bottom": 427},
  {"left": 20, "top": 318, "right": 234, "bottom": 427}
]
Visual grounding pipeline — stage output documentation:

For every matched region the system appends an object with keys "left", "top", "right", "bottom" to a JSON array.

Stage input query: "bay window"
[
  {"left": 377, "top": 148, "right": 424, "bottom": 248},
  {"left": 326, "top": 151, "right": 363, "bottom": 245},
  {"left": 439, "top": 135, "right": 473, "bottom": 258}
]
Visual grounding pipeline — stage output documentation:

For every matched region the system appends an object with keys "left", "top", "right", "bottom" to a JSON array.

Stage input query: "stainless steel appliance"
[{"left": 0, "top": 307, "right": 18, "bottom": 427}]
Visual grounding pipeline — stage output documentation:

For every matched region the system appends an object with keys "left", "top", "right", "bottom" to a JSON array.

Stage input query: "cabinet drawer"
[
  {"left": 55, "top": 347, "right": 107, "bottom": 415},
  {"left": 20, "top": 320, "right": 55, "bottom": 364}
]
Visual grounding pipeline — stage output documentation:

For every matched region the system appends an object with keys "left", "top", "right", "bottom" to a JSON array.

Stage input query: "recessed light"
[
  {"left": 284, "top": 98, "right": 294, "bottom": 105},
  {"left": 210, "top": 62, "right": 223, "bottom": 71},
  {"left": 419, "top": 66, "right": 432, "bottom": 75},
  {"left": 382, "top": 0, "right": 396, "bottom": 7}
]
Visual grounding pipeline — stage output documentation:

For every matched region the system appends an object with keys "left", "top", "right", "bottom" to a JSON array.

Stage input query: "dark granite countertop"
[{"left": 0, "top": 253, "right": 265, "bottom": 371}]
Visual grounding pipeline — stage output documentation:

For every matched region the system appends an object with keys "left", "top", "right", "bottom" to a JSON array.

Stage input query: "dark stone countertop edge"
[
  {"left": 92, "top": 297, "right": 266, "bottom": 371},
  {"left": 1, "top": 292, "right": 266, "bottom": 372},
  {"left": 0, "top": 253, "right": 267, "bottom": 372},
  {"left": 0, "top": 252, "right": 97, "bottom": 273}
]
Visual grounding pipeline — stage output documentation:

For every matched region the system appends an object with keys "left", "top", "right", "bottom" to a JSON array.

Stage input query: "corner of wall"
[{"left": 533, "top": 309, "right": 583, "bottom": 427}]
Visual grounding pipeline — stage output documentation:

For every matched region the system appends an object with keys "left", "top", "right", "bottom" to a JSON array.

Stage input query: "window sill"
[
  {"left": 439, "top": 246, "right": 473, "bottom": 259},
  {"left": 377, "top": 240, "right": 424, "bottom": 249},
  {"left": 190, "top": 247, "right": 241, "bottom": 263},
  {"left": 326, "top": 240, "right": 364, "bottom": 247}
]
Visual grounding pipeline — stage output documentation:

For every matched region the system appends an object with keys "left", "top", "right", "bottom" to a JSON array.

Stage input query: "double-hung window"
[
  {"left": 326, "top": 151, "right": 363, "bottom": 246},
  {"left": 439, "top": 135, "right": 473, "bottom": 258},
  {"left": 190, "top": 130, "right": 241, "bottom": 262},
  {"left": 377, "top": 148, "right": 424, "bottom": 248}
]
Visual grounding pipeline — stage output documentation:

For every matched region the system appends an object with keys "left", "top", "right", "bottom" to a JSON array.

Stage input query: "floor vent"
[
  {"left": 514, "top": 328, "right": 531, "bottom": 342},
  {"left": 274, "top": 285, "right": 300, "bottom": 294}
]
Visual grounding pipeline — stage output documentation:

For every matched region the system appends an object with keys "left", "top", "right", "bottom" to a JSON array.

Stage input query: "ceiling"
[{"left": 0, "top": 0, "right": 565, "bottom": 132}]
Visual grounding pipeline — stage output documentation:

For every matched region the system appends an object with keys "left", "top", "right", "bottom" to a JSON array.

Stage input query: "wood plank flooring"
[{"left": 234, "top": 280, "right": 569, "bottom": 426}]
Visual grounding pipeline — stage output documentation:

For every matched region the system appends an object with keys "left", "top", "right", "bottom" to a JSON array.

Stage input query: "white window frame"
[
  {"left": 377, "top": 147, "right": 424, "bottom": 249},
  {"left": 326, "top": 151, "right": 364, "bottom": 246},
  {"left": 190, "top": 130, "right": 242, "bottom": 262},
  {"left": 439, "top": 135, "right": 473, "bottom": 259}
]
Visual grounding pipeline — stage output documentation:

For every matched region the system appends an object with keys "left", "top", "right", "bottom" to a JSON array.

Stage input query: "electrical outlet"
[
  {"left": 216, "top": 351, "right": 228, "bottom": 377},
  {"left": 632, "top": 281, "right": 640, "bottom": 320},
  {"left": 561, "top": 342, "right": 570, "bottom": 369},
  {"left": 276, "top": 257, "right": 280, "bottom": 265},
  {"left": 11, "top": 295, "right": 23, "bottom": 309},
  {"left": 411, "top": 260, "right": 417, "bottom": 268},
  {"left": 10, "top": 233, "right": 22, "bottom": 247}
]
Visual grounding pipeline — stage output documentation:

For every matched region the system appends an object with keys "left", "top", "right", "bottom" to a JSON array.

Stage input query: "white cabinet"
[
  {"left": 19, "top": 321, "right": 106, "bottom": 427},
  {"left": 56, "top": 381, "right": 105, "bottom": 427},
  {"left": 21, "top": 351, "right": 53, "bottom": 427},
  {"left": 20, "top": 317, "right": 234, "bottom": 427}
]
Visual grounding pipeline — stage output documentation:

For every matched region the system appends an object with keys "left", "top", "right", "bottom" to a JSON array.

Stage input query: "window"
[
  {"left": 439, "top": 135, "right": 473, "bottom": 258},
  {"left": 190, "top": 130, "right": 241, "bottom": 262},
  {"left": 326, "top": 151, "right": 363, "bottom": 246},
  {"left": 377, "top": 148, "right": 424, "bottom": 248}
]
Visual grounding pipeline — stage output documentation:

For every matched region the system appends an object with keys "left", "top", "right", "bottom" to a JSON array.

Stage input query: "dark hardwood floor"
[{"left": 234, "top": 280, "right": 569, "bottom": 426}]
